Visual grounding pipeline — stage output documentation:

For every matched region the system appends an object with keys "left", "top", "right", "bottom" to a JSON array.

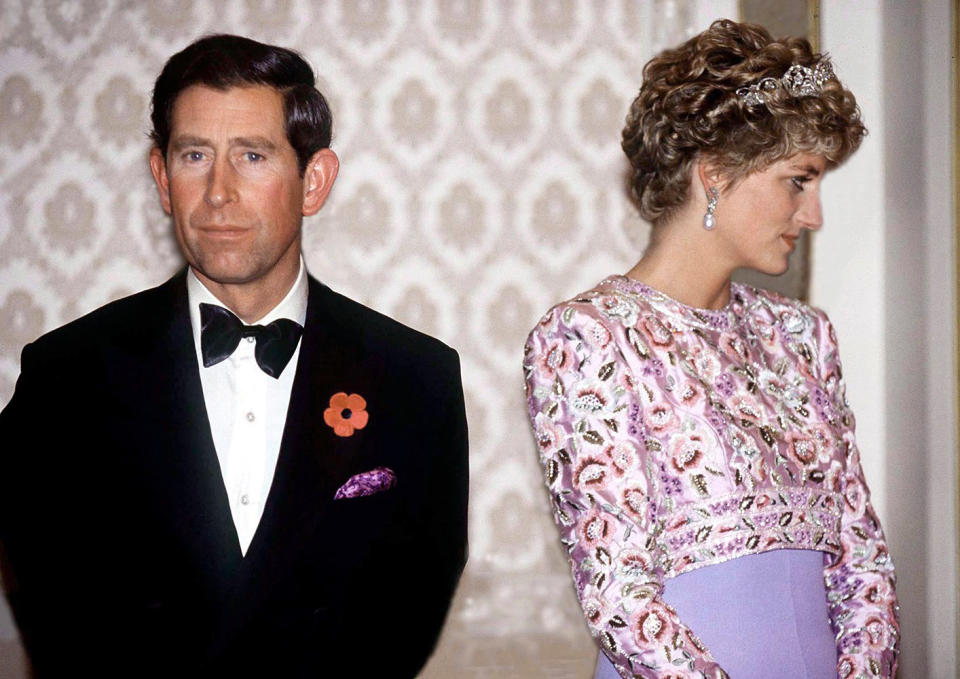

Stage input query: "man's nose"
[{"left": 204, "top": 158, "right": 238, "bottom": 208}]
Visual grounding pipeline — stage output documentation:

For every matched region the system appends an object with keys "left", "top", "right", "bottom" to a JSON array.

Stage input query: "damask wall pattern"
[{"left": 0, "top": 1, "right": 709, "bottom": 675}]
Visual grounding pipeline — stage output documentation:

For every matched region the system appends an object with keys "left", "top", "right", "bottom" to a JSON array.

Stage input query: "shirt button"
[
  {"left": 245, "top": 336, "right": 255, "bottom": 343},
  {"left": 246, "top": 411, "right": 255, "bottom": 422},
  {"left": 240, "top": 494, "right": 250, "bottom": 505}
]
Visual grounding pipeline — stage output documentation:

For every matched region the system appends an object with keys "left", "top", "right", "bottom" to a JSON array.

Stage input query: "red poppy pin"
[{"left": 324, "top": 392, "right": 369, "bottom": 437}]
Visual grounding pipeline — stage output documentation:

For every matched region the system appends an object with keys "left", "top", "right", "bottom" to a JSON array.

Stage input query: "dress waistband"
[{"left": 655, "top": 487, "right": 844, "bottom": 579}]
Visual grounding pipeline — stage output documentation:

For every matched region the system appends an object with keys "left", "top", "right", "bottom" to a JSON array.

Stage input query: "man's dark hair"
[{"left": 150, "top": 34, "right": 332, "bottom": 174}]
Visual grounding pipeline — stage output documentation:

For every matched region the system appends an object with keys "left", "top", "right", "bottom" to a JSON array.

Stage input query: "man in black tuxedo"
[{"left": 0, "top": 35, "right": 468, "bottom": 677}]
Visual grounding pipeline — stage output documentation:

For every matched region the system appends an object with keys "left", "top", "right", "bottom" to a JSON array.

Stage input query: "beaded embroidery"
[{"left": 524, "top": 275, "right": 899, "bottom": 677}]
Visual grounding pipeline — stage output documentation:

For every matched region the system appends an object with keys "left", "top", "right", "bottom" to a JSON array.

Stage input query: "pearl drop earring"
[{"left": 703, "top": 187, "right": 718, "bottom": 231}]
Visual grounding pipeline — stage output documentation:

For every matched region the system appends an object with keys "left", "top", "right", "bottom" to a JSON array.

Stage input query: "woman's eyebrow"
[{"left": 790, "top": 163, "right": 821, "bottom": 176}]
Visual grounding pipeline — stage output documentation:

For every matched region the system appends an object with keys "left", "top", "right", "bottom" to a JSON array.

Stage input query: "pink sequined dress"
[{"left": 523, "top": 275, "right": 899, "bottom": 678}]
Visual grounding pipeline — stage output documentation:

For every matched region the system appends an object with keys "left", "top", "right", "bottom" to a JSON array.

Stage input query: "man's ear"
[
  {"left": 149, "top": 147, "right": 172, "bottom": 215},
  {"left": 302, "top": 148, "right": 339, "bottom": 217}
]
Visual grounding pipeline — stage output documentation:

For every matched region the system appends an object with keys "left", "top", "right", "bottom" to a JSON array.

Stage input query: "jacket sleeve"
[
  {"left": 524, "top": 304, "right": 726, "bottom": 679},
  {"left": 814, "top": 312, "right": 899, "bottom": 677},
  {"left": 370, "top": 346, "right": 469, "bottom": 678},
  {"left": 0, "top": 338, "right": 94, "bottom": 667}
]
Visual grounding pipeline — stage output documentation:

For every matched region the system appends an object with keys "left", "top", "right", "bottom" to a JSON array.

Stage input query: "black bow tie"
[{"left": 199, "top": 303, "right": 304, "bottom": 379}]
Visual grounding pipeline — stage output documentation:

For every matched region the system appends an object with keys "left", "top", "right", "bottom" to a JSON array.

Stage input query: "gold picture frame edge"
[{"left": 808, "top": 0, "right": 820, "bottom": 53}]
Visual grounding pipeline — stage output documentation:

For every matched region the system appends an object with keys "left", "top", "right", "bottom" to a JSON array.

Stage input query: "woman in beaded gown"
[{"left": 522, "top": 20, "right": 898, "bottom": 679}]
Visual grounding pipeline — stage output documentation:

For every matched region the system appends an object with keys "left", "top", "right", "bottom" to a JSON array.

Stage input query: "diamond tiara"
[{"left": 736, "top": 60, "right": 836, "bottom": 106}]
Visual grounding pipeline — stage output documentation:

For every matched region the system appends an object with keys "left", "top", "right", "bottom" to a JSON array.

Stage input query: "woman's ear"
[{"left": 695, "top": 158, "right": 725, "bottom": 200}]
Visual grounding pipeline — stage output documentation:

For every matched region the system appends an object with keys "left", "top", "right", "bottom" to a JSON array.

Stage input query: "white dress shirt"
[{"left": 187, "top": 260, "right": 308, "bottom": 555}]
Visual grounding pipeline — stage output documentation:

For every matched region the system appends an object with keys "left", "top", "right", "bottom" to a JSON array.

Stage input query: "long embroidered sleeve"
[
  {"left": 815, "top": 315, "right": 899, "bottom": 677},
  {"left": 525, "top": 302, "right": 727, "bottom": 678},
  {"left": 523, "top": 276, "right": 899, "bottom": 679}
]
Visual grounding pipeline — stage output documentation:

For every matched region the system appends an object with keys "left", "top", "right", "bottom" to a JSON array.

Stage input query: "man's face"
[{"left": 150, "top": 85, "right": 333, "bottom": 298}]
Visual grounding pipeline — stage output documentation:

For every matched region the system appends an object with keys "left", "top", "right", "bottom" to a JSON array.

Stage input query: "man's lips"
[
  {"left": 782, "top": 234, "right": 798, "bottom": 249},
  {"left": 195, "top": 225, "right": 249, "bottom": 235}
]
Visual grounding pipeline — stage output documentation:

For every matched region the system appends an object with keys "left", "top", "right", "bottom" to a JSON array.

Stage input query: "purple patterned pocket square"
[{"left": 334, "top": 466, "right": 397, "bottom": 500}]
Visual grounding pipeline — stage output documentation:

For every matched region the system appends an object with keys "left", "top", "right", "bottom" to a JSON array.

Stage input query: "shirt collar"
[{"left": 187, "top": 257, "right": 309, "bottom": 352}]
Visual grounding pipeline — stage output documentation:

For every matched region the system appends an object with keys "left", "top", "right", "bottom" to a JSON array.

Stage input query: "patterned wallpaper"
[{"left": 0, "top": 1, "right": 710, "bottom": 675}]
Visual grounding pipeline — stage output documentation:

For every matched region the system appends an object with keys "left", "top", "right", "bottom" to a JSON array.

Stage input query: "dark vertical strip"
[{"left": 882, "top": 1, "right": 929, "bottom": 674}]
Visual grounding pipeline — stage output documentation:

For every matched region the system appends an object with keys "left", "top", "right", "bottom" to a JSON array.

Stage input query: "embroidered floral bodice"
[{"left": 523, "top": 275, "right": 899, "bottom": 678}]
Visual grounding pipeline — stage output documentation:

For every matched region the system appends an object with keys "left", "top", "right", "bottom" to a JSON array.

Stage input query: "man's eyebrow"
[
  {"left": 231, "top": 136, "right": 278, "bottom": 151},
  {"left": 168, "top": 136, "right": 279, "bottom": 151},
  {"left": 169, "top": 135, "right": 213, "bottom": 151}
]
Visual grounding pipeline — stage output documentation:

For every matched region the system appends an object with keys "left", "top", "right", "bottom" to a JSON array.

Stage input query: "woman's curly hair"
[{"left": 622, "top": 19, "right": 866, "bottom": 225}]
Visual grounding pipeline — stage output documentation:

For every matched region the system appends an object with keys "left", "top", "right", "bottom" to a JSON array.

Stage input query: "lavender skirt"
[{"left": 594, "top": 549, "right": 837, "bottom": 679}]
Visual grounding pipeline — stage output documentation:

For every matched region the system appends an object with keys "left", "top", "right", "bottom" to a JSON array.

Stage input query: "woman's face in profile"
[{"left": 713, "top": 152, "right": 827, "bottom": 276}]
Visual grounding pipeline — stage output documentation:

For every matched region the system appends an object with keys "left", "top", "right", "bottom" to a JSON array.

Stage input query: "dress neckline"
[{"left": 601, "top": 274, "right": 744, "bottom": 332}]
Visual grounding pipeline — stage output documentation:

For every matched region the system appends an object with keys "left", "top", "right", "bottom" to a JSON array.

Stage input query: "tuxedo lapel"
[
  {"left": 246, "top": 294, "right": 358, "bottom": 557},
  {"left": 132, "top": 274, "right": 243, "bottom": 594},
  {"left": 250, "top": 278, "right": 371, "bottom": 551}
]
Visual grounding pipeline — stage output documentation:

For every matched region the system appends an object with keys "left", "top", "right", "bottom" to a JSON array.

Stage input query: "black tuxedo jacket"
[{"left": 0, "top": 272, "right": 468, "bottom": 677}]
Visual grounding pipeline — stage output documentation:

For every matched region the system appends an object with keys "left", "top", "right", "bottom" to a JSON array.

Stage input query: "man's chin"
[{"left": 188, "top": 261, "right": 263, "bottom": 288}]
